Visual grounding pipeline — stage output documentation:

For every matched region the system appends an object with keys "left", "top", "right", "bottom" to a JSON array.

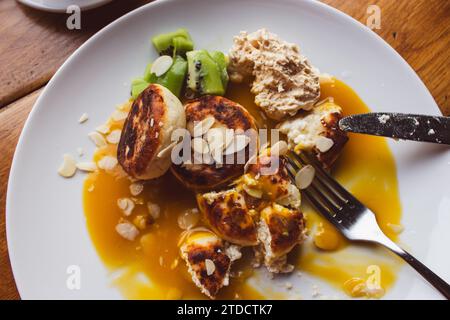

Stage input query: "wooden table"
[{"left": 0, "top": 0, "right": 448, "bottom": 299}]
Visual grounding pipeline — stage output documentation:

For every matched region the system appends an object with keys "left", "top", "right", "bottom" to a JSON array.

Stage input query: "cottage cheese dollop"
[{"left": 228, "top": 29, "right": 321, "bottom": 120}]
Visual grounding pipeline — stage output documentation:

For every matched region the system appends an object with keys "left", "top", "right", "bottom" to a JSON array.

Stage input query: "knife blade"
[{"left": 339, "top": 113, "right": 450, "bottom": 145}]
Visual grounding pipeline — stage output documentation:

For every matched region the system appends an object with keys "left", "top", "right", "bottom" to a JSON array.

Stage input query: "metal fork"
[{"left": 285, "top": 151, "right": 450, "bottom": 299}]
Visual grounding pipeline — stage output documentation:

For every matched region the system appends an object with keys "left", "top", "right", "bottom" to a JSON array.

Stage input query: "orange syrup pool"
[{"left": 83, "top": 79, "right": 403, "bottom": 299}]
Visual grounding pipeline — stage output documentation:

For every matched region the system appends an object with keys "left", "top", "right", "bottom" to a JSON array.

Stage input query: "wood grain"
[
  {"left": 0, "top": 0, "right": 448, "bottom": 299},
  {"left": 0, "top": 89, "right": 42, "bottom": 300},
  {"left": 0, "top": 0, "right": 151, "bottom": 108},
  {"left": 322, "top": 0, "right": 450, "bottom": 115}
]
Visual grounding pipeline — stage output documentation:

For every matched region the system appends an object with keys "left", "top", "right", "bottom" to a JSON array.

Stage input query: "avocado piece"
[
  {"left": 152, "top": 28, "right": 194, "bottom": 56},
  {"left": 131, "top": 78, "right": 149, "bottom": 99},
  {"left": 156, "top": 55, "right": 188, "bottom": 97},
  {"left": 186, "top": 50, "right": 226, "bottom": 96}
]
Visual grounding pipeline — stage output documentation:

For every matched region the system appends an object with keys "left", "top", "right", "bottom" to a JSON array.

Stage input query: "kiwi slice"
[
  {"left": 155, "top": 55, "right": 188, "bottom": 97},
  {"left": 186, "top": 50, "right": 227, "bottom": 96},
  {"left": 152, "top": 28, "right": 194, "bottom": 56},
  {"left": 209, "top": 51, "right": 229, "bottom": 89}
]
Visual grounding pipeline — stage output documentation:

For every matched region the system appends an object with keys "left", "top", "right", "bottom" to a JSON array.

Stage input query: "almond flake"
[
  {"left": 96, "top": 124, "right": 110, "bottom": 134},
  {"left": 58, "top": 154, "right": 77, "bottom": 178},
  {"left": 106, "top": 130, "right": 122, "bottom": 144},
  {"left": 191, "top": 116, "right": 215, "bottom": 137},
  {"left": 295, "top": 165, "right": 315, "bottom": 190},
  {"left": 129, "top": 182, "right": 144, "bottom": 196},
  {"left": 244, "top": 153, "right": 258, "bottom": 173},
  {"left": 117, "top": 198, "right": 135, "bottom": 216},
  {"left": 243, "top": 184, "right": 263, "bottom": 199},
  {"left": 205, "top": 259, "right": 216, "bottom": 276},
  {"left": 98, "top": 155, "right": 118, "bottom": 171},
  {"left": 191, "top": 137, "right": 210, "bottom": 154},
  {"left": 115, "top": 221, "right": 139, "bottom": 241},
  {"left": 88, "top": 132, "right": 107, "bottom": 147},
  {"left": 147, "top": 202, "right": 161, "bottom": 220},
  {"left": 177, "top": 208, "right": 200, "bottom": 230},
  {"left": 76, "top": 161, "right": 97, "bottom": 172},
  {"left": 223, "top": 134, "right": 250, "bottom": 155},
  {"left": 78, "top": 113, "right": 89, "bottom": 123},
  {"left": 316, "top": 136, "right": 334, "bottom": 153},
  {"left": 157, "top": 141, "right": 177, "bottom": 158},
  {"left": 111, "top": 110, "right": 128, "bottom": 122},
  {"left": 151, "top": 55, "right": 173, "bottom": 77},
  {"left": 270, "top": 140, "right": 288, "bottom": 156}
]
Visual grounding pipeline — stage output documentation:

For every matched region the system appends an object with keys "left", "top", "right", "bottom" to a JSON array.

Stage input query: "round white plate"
[
  {"left": 7, "top": 0, "right": 450, "bottom": 299},
  {"left": 17, "top": 0, "right": 113, "bottom": 12}
]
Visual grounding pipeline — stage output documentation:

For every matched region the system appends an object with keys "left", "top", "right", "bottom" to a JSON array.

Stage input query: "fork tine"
[
  {"left": 284, "top": 158, "right": 297, "bottom": 181},
  {"left": 292, "top": 152, "right": 347, "bottom": 207},
  {"left": 301, "top": 187, "right": 333, "bottom": 217},
  {"left": 300, "top": 152, "right": 361, "bottom": 205},
  {"left": 285, "top": 154, "right": 342, "bottom": 215}
]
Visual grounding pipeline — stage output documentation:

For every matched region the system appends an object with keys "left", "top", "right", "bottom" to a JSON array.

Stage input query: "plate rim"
[
  {"left": 6, "top": 0, "right": 441, "bottom": 299},
  {"left": 17, "top": 0, "right": 114, "bottom": 13}
]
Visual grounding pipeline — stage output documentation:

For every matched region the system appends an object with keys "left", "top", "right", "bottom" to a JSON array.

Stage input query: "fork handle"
[{"left": 379, "top": 236, "right": 450, "bottom": 299}]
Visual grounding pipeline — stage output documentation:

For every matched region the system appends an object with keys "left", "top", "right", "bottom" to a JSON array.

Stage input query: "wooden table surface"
[{"left": 0, "top": 0, "right": 448, "bottom": 299}]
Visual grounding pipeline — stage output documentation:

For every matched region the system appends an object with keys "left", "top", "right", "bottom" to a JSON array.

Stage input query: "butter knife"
[{"left": 339, "top": 113, "right": 450, "bottom": 145}]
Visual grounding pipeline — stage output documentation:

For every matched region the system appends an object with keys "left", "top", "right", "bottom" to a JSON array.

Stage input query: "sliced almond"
[
  {"left": 106, "top": 130, "right": 122, "bottom": 144},
  {"left": 244, "top": 153, "right": 258, "bottom": 173},
  {"left": 76, "top": 161, "right": 97, "bottom": 172},
  {"left": 191, "top": 137, "right": 209, "bottom": 154},
  {"left": 157, "top": 141, "right": 177, "bottom": 158},
  {"left": 210, "top": 149, "right": 223, "bottom": 165},
  {"left": 117, "top": 198, "right": 135, "bottom": 216},
  {"left": 115, "top": 221, "right": 139, "bottom": 241},
  {"left": 316, "top": 136, "right": 334, "bottom": 153},
  {"left": 147, "top": 202, "right": 161, "bottom": 220},
  {"left": 223, "top": 134, "right": 250, "bottom": 155},
  {"left": 295, "top": 165, "right": 315, "bottom": 190},
  {"left": 205, "top": 127, "right": 225, "bottom": 152},
  {"left": 151, "top": 55, "right": 173, "bottom": 77},
  {"left": 78, "top": 113, "right": 89, "bottom": 123},
  {"left": 270, "top": 140, "right": 288, "bottom": 156},
  {"left": 97, "top": 155, "right": 118, "bottom": 171},
  {"left": 88, "top": 132, "right": 107, "bottom": 147},
  {"left": 243, "top": 184, "right": 263, "bottom": 199},
  {"left": 191, "top": 116, "right": 215, "bottom": 137},
  {"left": 205, "top": 259, "right": 216, "bottom": 276},
  {"left": 96, "top": 123, "right": 110, "bottom": 134},
  {"left": 58, "top": 154, "right": 77, "bottom": 178},
  {"left": 177, "top": 208, "right": 200, "bottom": 230},
  {"left": 129, "top": 182, "right": 144, "bottom": 196},
  {"left": 111, "top": 110, "right": 128, "bottom": 122}
]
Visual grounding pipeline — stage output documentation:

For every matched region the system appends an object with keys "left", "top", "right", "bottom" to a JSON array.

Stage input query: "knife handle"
[{"left": 389, "top": 114, "right": 450, "bottom": 145}]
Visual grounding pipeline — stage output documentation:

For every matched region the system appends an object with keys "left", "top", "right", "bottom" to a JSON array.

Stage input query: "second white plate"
[{"left": 17, "top": 0, "right": 113, "bottom": 12}]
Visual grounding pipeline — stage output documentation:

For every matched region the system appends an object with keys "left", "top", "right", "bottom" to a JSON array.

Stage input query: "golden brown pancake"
[
  {"left": 171, "top": 95, "right": 258, "bottom": 190},
  {"left": 117, "top": 84, "right": 185, "bottom": 180}
]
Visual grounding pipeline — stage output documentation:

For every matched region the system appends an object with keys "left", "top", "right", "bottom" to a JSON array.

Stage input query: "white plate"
[
  {"left": 17, "top": 0, "right": 113, "bottom": 12},
  {"left": 7, "top": 0, "right": 450, "bottom": 299}
]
